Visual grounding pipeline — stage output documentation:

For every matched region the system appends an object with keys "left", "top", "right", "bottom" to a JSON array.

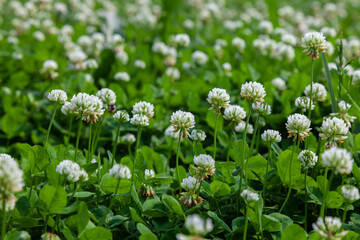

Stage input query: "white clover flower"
[
  {"left": 259, "top": 20, "right": 273, "bottom": 34},
  {"left": 109, "top": 164, "right": 131, "bottom": 180},
  {"left": 222, "top": 62, "right": 232, "bottom": 71},
  {"left": 261, "top": 129, "right": 281, "bottom": 143},
  {"left": 130, "top": 114, "right": 149, "bottom": 127},
  {"left": 304, "top": 83, "right": 327, "bottom": 101},
  {"left": 183, "top": 19, "right": 194, "bottom": 29},
  {"left": 42, "top": 60, "right": 58, "bottom": 72},
  {"left": 70, "top": 93, "right": 104, "bottom": 123},
  {"left": 232, "top": 37, "right": 246, "bottom": 52},
  {"left": 114, "top": 72, "right": 130, "bottom": 82},
  {"left": 330, "top": 101, "right": 356, "bottom": 128},
  {"left": 319, "top": 117, "right": 349, "bottom": 147},
  {"left": 326, "top": 42, "right": 335, "bottom": 56},
  {"left": 170, "top": 110, "right": 195, "bottom": 138},
  {"left": 321, "top": 147, "right": 353, "bottom": 175},
  {"left": 165, "top": 67, "right": 180, "bottom": 81},
  {"left": 281, "top": 33, "right": 297, "bottom": 46},
  {"left": 207, "top": 88, "right": 230, "bottom": 113},
  {"left": 241, "top": 189, "right": 259, "bottom": 203},
  {"left": 61, "top": 102, "right": 72, "bottom": 115},
  {"left": 272, "top": 77, "right": 287, "bottom": 91},
  {"left": 134, "top": 60, "right": 146, "bottom": 69},
  {"left": 33, "top": 31, "right": 45, "bottom": 41},
  {"left": 352, "top": 70, "right": 360, "bottom": 86},
  {"left": 68, "top": 50, "right": 87, "bottom": 63},
  {"left": 252, "top": 102, "right": 271, "bottom": 115},
  {"left": 0, "top": 154, "right": 24, "bottom": 197},
  {"left": 122, "top": 133, "right": 136, "bottom": 144},
  {"left": 0, "top": 195, "right": 17, "bottom": 211},
  {"left": 295, "top": 96, "right": 315, "bottom": 112},
  {"left": 312, "top": 217, "right": 347, "bottom": 239},
  {"left": 285, "top": 113, "right": 312, "bottom": 142},
  {"left": 132, "top": 101, "right": 154, "bottom": 118},
  {"left": 193, "top": 154, "right": 215, "bottom": 179},
  {"left": 164, "top": 125, "right": 180, "bottom": 139},
  {"left": 173, "top": 34, "right": 190, "bottom": 47},
  {"left": 191, "top": 51, "right": 208, "bottom": 65},
  {"left": 145, "top": 169, "right": 155, "bottom": 180},
  {"left": 342, "top": 185, "right": 360, "bottom": 203},
  {"left": 223, "top": 105, "right": 246, "bottom": 126},
  {"left": 116, "top": 51, "right": 128, "bottom": 65},
  {"left": 299, "top": 150, "right": 318, "bottom": 169},
  {"left": 152, "top": 42, "right": 168, "bottom": 54},
  {"left": 302, "top": 31, "right": 327, "bottom": 59},
  {"left": 189, "top": 129, "right": 206, "bottom": 142},
  {"left": 241, "top": 82, "right": 266, "bottom": 102},
  {"left": 96, "top": 88, "right": 116, "bottom": 107},
  {"left": 184, "top": 215, "right": 213, "bottom": 236},
  {"left": 47, "top": 90, "right": 67, "bottom": 104},
  {"left": 84, "top": 59, "right": 98, "bottom": 69},
  {"left": 235, "top": 122, "right": 254, "bottom": 134},
  {"left": 113, "top": 110, "right": 129, "bottom": 123},
  {"left": 56, "top": 160, "right": 88, "bottom": 182},
  {"left": 181, "top": 176, "right": 200, "bottom": 192}
]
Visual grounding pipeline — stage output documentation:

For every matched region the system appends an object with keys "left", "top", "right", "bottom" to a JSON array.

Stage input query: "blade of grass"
[{"left": 321, "top": 52, "right": 337, "bottom": 113}]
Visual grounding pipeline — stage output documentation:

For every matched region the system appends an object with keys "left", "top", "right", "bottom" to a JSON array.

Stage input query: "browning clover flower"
[
  {"left": 179, "top": 176, "right": 203, "bottom": 207},
  {"left": 142, "top": 169, "right": 155, "bottom": 197},
  {"left": 192, "top": 154, "right": 215, "bottom": 180},
  {"left": 170, "top": 110, "right": 195, "bottom": 138},
  {"left": 330, "top": 101, "right": 356, "bottom": 128},
  {"left": 207, "top": 88, "right": 230, "bottom": 114},
  {"left": 302, "top": 31, "right": 327, "bottom": 59},
  {"left": 69, "top": 93, "right": 105, "bottom": 124},
  {"left": 241, "top": 82, "right": 266, "bottom": 103},
  {"left": 285, "top": 113, "right": 311, "bottom": 142},
  {"left": 319, "top": 117, "right": 349, "bottom": 147}
]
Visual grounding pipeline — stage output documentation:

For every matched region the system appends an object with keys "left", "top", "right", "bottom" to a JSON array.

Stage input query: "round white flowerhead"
[
  {"left": 189, "top": 129, "right": 206, "bottom": 142},
  {"left": 173, "top": 33, "right": 190, "bottom": 47},
  {"left": 70, "top": 93, "right": 104, "bottom": 124},
  {"left": 184, "top": 214, "right": 213, "bottom": 236},
  {"left": 43, "top": 60, "right": 58, "bottom": 71},
  {"left": 122, "top": 133, "right": 136, "bottom": 144},
  {"left": 109, "top": 164, "right": 131, "bottom": 180},
  {"left": 272, "top": 77, "right": 287, "bottom": 91},
  {"left": 114, "top": 72, "right": 130, "bottom": 82},
  {"left": 342, "top": 185, "right": 360, "bottom": 203},
  {"left": 165, "top": 67, "right": 180, "bottom": 81},
  {"left": 304, "top": 83, "right": 327, "bottom": 102},
  {"left": 232, "top": 37, "right": 245, "bottom": 52},
  {"left": 61, "top": 102, "right": 73, "bottom": 116},
  {"left": 0, "top": 153, "right": 24, "bottom": 197},
  {"left": 145, "top": 169, "right": 155, "bottom": 180},
  {"left": 191, "top": 50, "right": 208, "bottom": 65},
  {"left": 130, "top": 114, "right": 149, "bottom": 127},
  {"left": 96, "top": 88, "right": 116, "bottom": 107},
  {"left": 295, "top": 97, "right": 315, "bottom": 112},
  {"left": 330, "top": 101, "right": 356, "bottom": 128},
  {"left": 132, "top": 101, "right": 154, "bottom": 119},
  {"left": 261, "top": 129, "right": 281, "bottom": 143},
  {"left": 164, "top": 125, "right": 180, "bottom": 139},
  {"left": 241, "top": 82, "right": 266, "bottom": 103},
  {"left": 113, "top": 110, "right": 129, "bottom": 123},
  {"left": 170, "top": 110, "right": 195, "bottom": 138},
  {"left": 321, "top": 147, "right": 353, "bottom": 175},
  {"left": 319, "top": 117, "right": 349, "bottom": 147},
  {"left": 298, "top": 150, "right": 318, "bottom": 169},
  {"left": 193, "top": 154, "right": 215, "bottom": 179},
  {"left": 352, "top": 70, "right": 360, "bottom": 86},
  {"left": 252, "top": 102, "right": 271, "bottom": 115},
  {"left": 223, "top": 105, "right": 246, "bottom": 126},
  {"left": 241, "top": 189, "right": 259, "bottom": 203},
  {"left": 312, "top": 217, "right": 347, "bottom": 239},
  {"left": 48, "top": 90, "right": 67, "bottom": 104},
  {"left": 181, "top": 176, "right": 200, "bottom": 192},
  {"left": 207, "top": 88, "right": 230, "bottom": 114},
  {"left": 302, "top": 31, "right": 327, "bottom": 59},
  {"left": 235, "top": 122, "right": 254, "bottom": 134},
  {"left": 56, "top": 160, "right": 88, "bottom": 182},
  {"left": 285, "top": 113, "right": 311, "bottom": 142}
]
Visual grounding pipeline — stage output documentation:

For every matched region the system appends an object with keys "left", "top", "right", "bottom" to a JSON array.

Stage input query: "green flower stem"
[
  {"left": 111, "top": 122, "right": 121, "bottom": 167},
  {"left": 175, "top": 132, "right": 182, "bottom": 194},
  {"left": 44, "top": 102, "right": 58, "bottom": 146},
  {"left": 263, "top": 143, "right": 272, "bottom": 201},
  {"left": 245, "top": 114, "right": 260, "bottom": 186},
  {"left": 320, "top": 168, "right": 328, "bottom": 218},
  {"left": 307, "top": 58, "right": 314, "bottom": 120},
  {"left": 2, "top": 199, "right": 6, "bottom": 240},
  {"left": 128, "top": 144, "right": 133, "bottom": 159},
  {"left": 304, "top": 170, "right": 308, "bottom": 231},
  {"left": 43, "top": 214, "right": 49, "bottom": 233},
  {"left": 193, "top": 141, "right": 196, "bottom": 156},
  {"left": 213, "top": 113, "right": 219, "bottom": 160},
  {"left": 321, "top": 52, "right": 337, "bottom": 113},
  {"left": 133, "top": 127, "right": 143, "bottom": 185},
  {"left": 74, "top": 120, "right": 83, "bottom": 162},
  {"left": 87, "top": 124, "right": 92, "bottom": 164},
  {"left": 100, "top": 178, "right": 120, "bottom": 226},
  {"left": 239, "top": 104, "right": 252, "bottom": 191},
  {"left": 92, "top": 117, "right": 104, "bottom": 158},
  {"left": 28, "top": 172, "right": 33, "bottom": 200},
  {"left": 243, "top": 206, "right": 249, "bottom": 240},
  {"left": 342, "top": 207, "right": 347, "bottom": 228},
  {"left": 66, "top": 117, "right": 73, "bottom": 148},
  {"left": 279, "top": 137, "right": 298, "bottom": 213},
  {"left": 71, "top": 182, "right": 78, "bottom": 199}
]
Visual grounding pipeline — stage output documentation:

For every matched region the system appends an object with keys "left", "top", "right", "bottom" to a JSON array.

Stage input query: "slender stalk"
[
  {"left": 1, "top": 199, "right": 6, "bottom": 240},
  {"left": 132, "top": 127, "right": 143, "bottom": 184},
  {"left": 71, "top": 182, "right": 78, "bottom": 199},
  {"left": 43, "top": 214, "right": 49, "bottom": 233},
  {"left": 44, "top": 103, "right": 58, "bottom": 146},
  {"left": 240, "top": 104, "right": 252, "bottom": 190},
  {"left": 213, "top": 113, "right": 219, "bottom": 160},
  {"left": 74, "top": 120, "right": 83, "bottom": 162},
  {"left": 308, "top": 59, "right": 314, "bottom": 120},
  {"left": 175, "top": 132, "right": 182, "bottom": 194},
  {"left": 304, "top": 170, "right": 308, "bottom": 231},
  {"left": 87, "top": 124, "right": 92, "bottom": 164},
  {"left": 92, "top": 117, "right": 104, "bottom": 157},
  {"left": 342, "top": 207, "right": 347, "bottom": 228},
  {"left": 66, "top": 117, "right": 73, "bottom": 147},
  {"left": 193, "top": 141, "right": 196, "bottom": 156},
  {"left": 263, "top": 143, "right": 272, "bottom": 201},
  {"left": 245, "top": 115, "right": 260, "bottom": 186},
  {"left": 279, "top": 137, "right": 298, "bottom": 213},
  {"left": 321, "top": 52, "right": 337, "bottom": 113},
  {"left": 320, "top": 168, "right": 329, "bottom": 218},
  {"left": 28, "top": 172, "right": 33, "bottom": 200},
  {"left": 243, "top": 206, "right": 249, "bottom": 240},
  {"left": 128, "top": 144, "right": 132, "bottom": 159},
  {"left": 100, "top": 178, "right": 121, "bottom": 226},
  {"left": 111, "top": 122, "right": 121, "bottom": 167}
]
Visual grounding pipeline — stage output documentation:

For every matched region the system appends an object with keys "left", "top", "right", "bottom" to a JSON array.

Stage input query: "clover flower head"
[
  {"left": 56, "top": 160, "right": 88, "bottom": 182},
  {"left": 191, "top": 51, "right": 208, "bottom": 65},
  {"left": 145, "top": 169, "right": 155, "bottom": 180},
  {"left": 302, "top": 31, "right": 327, "bottom": 59},
  {"left": 170, "top": 110, "right": 195, "bottom": 138},
  {"left": 114, "top": 72, "right": 130, "bottom": 82},
  {"left": 193, "top": 154, "right": 215, "bottom": 179},
  {"left": 352, "top": 70, "right": 360, "bottom": 86},
  {"left": 342, "top": 185, "right": 360, "bottom": 203},
  {"left": 181, "top": 176, "right": 200, "bottom": 192},
  {"left": 113, "top": 110, "right": 130, "bottom": 123},
  {"left": 41, "top": 232, "right": 61, "bottom": 240},
  {"left": 61, "top": 102, "right": 72, "bottom": 115},
  {"left": 122, "top": 133, "right": 136, "bottom": 144},
  {"left": 132, "top": 101, "right": 154, "bottom": 118},
  {"left": 241, "top": 189, "right": 259, "bottom": 203},
  {"left": 232, "top": 37, "right": 245, "bottom": 52},
  {"left": 304, "top": 83, "right": 327, "bottom": 102},
  {"left": 319, "top": 117, "right": 349, "bottom": 147},
  {"left": 295, "top": 96, "right": 315, "bottom": 112},
  {"left": 207, "top": 88, "right": 230, "bottom": 113},
  {"left": 70, "top": 93, "right": 104, "bottom": 123},
  {"left": 184, "top": 214, "right": 213, "bottom": 236},
  {"left": 223, "top": 105, "right": 246, "bottom": 126},
  {"left": 285, "top": 113, "right": 311, "bottom": 142},
  {"left": 235, "top": 122, "right": 254, "bottom": 134},
  {"left": 312, "top": 217, "right": 347, "bottom": 240},
  {"left": 130, "top": 114, "right": 149, "bottom": 127},
  {"left": 252, "top": 102, "right": 271, "bottom": 115},
  {"left": 47, "top": 90, "right": 67, "bottom": 104},
  {"left": 241, "top": 82, "right": 266, "bottom": 102},
  {"left": 298, "top": 150, "right": 318, "bottom": 169},
  {"left": 109, "top": 164, "right": 131, "bottom": 180},
  {"left": 261, "top": 129, "right": 281, "bottom": 143},
  {"left": 173, "top": 33, "right": 190, "bottom": 47},
  {"left": 272, "top": 77, "right": 287, "bottom": 91},
  {"left": 180, "top": 177, "right": 203, "bottom": 207},
  {"left": 164, "top": 125, "right": 181, "bottom": 139},
  {"left": 321, "top": 147, "right": 353, "bottom": 175},
  {"left": 330, "top": 101, "right": 356, "bottom": 128},
  {"left": 96, "top": 88, "right": 116, "bottom": 107},
  {"left": 189, "top": 129, "right": 206, "bottom": 142},
  {"left": 0, "top": 153, "right": 24, "bottom": 197}
]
